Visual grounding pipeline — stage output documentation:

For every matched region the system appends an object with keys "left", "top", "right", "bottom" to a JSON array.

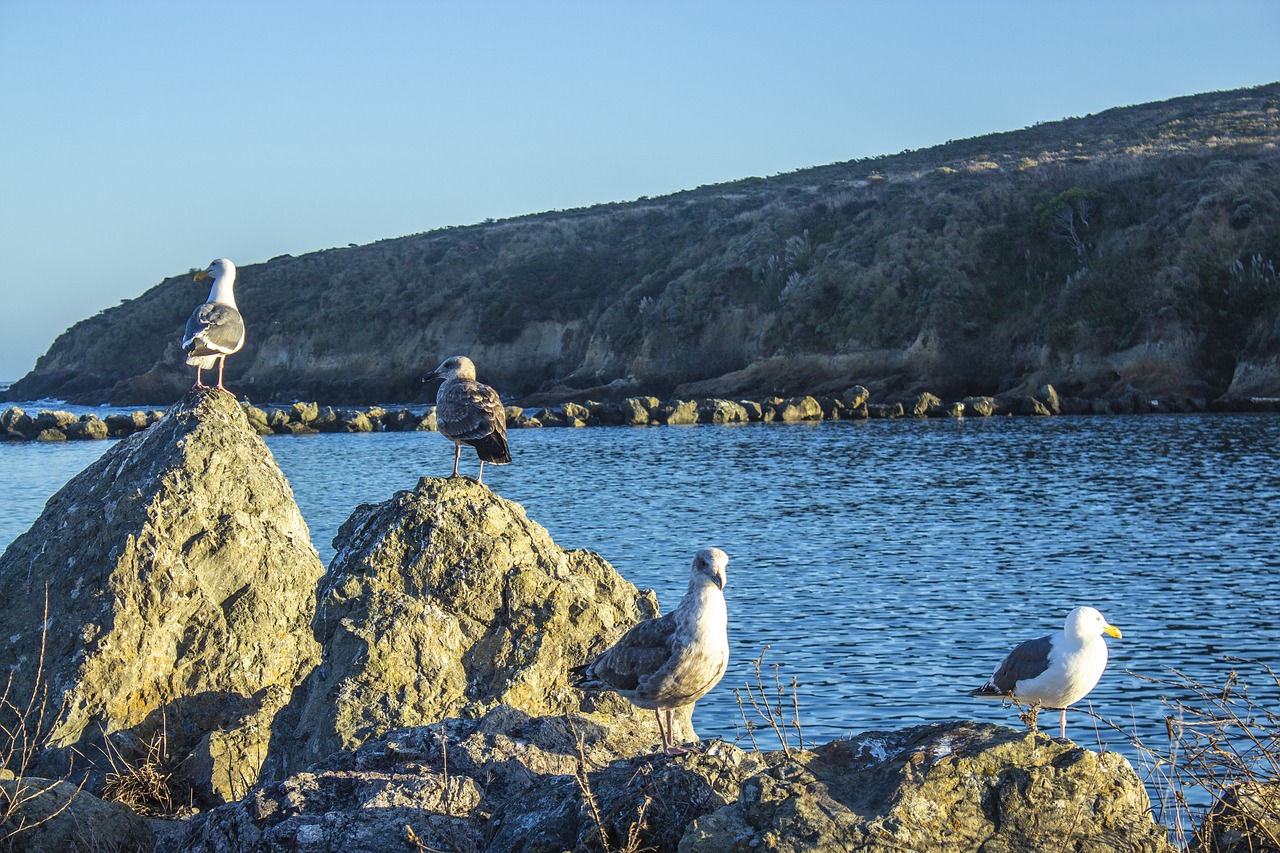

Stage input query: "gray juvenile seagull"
[
  {"left": 182, "top": 258, "right": 245, "bottom": 392},
  {"left": 423, "top": 355, "right": 510, "bottom": 485},
  {"left": 969, "top": 605, "right": 1122, "bottom": 739},
  {"left": 572, "top": 548, "right": 730, "bottom": 756}
]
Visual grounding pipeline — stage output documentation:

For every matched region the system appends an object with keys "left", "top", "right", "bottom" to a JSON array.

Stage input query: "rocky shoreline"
[
  {"left": 4, "top": 384, "right": 1280, "bottom": 444},
  {"left": 0, "top": 389, "right": 1273, "bottom": 852}
]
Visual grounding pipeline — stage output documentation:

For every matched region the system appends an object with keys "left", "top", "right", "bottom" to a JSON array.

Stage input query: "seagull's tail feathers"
[
  {"left": 968, "top": 682, "right": 1006, "bottom": 699},
  {"left": 569, "top": 662, "right": 598, "bottom": 689},
  {"left": 468, "top": 432, "right": 511, "bottom": 464}
]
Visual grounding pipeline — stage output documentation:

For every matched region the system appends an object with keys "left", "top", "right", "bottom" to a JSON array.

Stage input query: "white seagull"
[
  {"left": 970, "top": 605, "right": 1122, "bottom": 738},
  {"left": 423, "top": 355, "right": 510, "bottom": 486},
  {"left": 572, "top": 548, "right": 730, "bottom": 756},
  {"left": 182, "top": 258, "right": 245, "bottom": 391}
]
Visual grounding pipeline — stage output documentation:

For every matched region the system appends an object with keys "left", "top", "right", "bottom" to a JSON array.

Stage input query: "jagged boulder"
[
  {"left": 265, "top": 477, "right": 667, "bottom": 776},
  {"left": 680, "top": 722, "right": 1174, "bottom": 852},
  {"left": 0, "top": 389, "right": 325, "bottom": 804}
]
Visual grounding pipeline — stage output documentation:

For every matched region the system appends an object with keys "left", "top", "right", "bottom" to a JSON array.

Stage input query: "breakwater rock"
[
  {"left": 4, "top": 380, "right": 1265, "bottom": 444},
  {"left": 162, "top": 718, "right": 1173, "bottom": 853},
  {"left": 0, "top": 389, "right": 325, "bottom": 803}
]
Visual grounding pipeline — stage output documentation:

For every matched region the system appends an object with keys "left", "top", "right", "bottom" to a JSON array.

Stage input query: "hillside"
[{"left": 7, "top": 83, "right": 1280, "bottom": 406}]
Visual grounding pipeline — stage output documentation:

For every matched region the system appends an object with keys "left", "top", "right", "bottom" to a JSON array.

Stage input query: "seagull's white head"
[
  {"left": 691, "top": 547, "right": 729, "bottom": 591},
  {"left": 1065, "top": 606, "right": 1122, "bottom": 640},
  {"left": 425, "top": 355, "right": 478, "bottom": 383},
  {"left": 193, "top": 258, "right": 237, "bottom": 306},
  {"left": 194, "top": 258, "right": 236, "bottom": 283}
]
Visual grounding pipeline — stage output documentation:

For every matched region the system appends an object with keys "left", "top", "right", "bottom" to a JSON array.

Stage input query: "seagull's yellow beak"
[
  {"left": 1104, "top": 624, "right": 1122, "bottom": 639},
  {"left": 194, "top": 270, "right": 210, "bottom": 281}
]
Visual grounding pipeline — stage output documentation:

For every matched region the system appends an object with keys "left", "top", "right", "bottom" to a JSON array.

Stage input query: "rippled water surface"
[{"left": 3, "top": 412, "right": 1278, "bottom": 809}]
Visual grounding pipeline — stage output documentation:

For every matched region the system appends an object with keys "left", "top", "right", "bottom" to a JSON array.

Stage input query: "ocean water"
[{"left": 3, "top": 410, "right": 1278, "bottom": 817}]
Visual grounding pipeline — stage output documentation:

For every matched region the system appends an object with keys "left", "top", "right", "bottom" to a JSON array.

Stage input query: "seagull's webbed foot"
[{"left": 664, "top": 741, "right": 701, "bottom": 756}]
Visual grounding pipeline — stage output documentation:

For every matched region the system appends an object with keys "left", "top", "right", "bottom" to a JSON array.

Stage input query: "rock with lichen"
[
  {"left": 680, "top": 722, "right": 1175, "bottom": 852},
  {"left": 264, "top": 477, "right": 671, "bottom": 777},
  {"left": 0, "top": 388, "right": 324, "bottom": 805}
]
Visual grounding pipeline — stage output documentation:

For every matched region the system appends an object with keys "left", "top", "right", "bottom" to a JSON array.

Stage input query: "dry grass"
[
  {"left": 732, "top": 646, "right": 804, "bottom": 757},
  {"left": 99, "top": 715, "right": 192, "bottom": 819},
  {"left": 1088, "top": 658, "right": 1280, "bottom": 850},
  {"left": 0, "top": 587, "right": 83, "bottom": 847},
  {"left": 566, "top": 717, "right": 653, "bottom": 853}
]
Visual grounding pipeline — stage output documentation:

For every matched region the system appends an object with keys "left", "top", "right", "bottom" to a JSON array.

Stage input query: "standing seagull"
[
  {"left": 423, "top": 356, "right": 510, "bottom": 485},
  {"left": 182, "top": 258, "right": 245, "bottom": 392},
  {"left": 970, "top": 605, "right": 1122, "bottom": 739},
  {"left": 572, "top": 548, "right": 730, "bottom": 756}
]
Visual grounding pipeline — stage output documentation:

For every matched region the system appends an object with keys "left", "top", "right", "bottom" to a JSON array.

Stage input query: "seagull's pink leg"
[
  {"left": 450, "top": 444, "right": 462, "bottom": 478},
  {"left": 194, "top": 365, "right": 206, "bottom": 389},
  {"left": 662, "top": 709, "right": 696, "bottom": 756},
  {"left": 215, "top": 356, "right": 227, "bottom": 391}
]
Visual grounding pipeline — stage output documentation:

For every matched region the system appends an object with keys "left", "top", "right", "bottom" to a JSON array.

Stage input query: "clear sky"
[{"left": 1, "top": 0, "right": 1277, "bottom": 383}]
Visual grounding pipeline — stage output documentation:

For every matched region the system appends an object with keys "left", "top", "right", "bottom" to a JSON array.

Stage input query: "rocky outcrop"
[
  {"left": 162, "top": 718, "right": 1173, "bottom": 853},
  {"left": 1198, "top": 780, "right": 1280, "bottom": 853},
  {"left": 682, "top": 722, "right": 1174, "bottom": 852},
  {"left": 264, "top": 477, "right": 668, "bottom": 778},
  {"left": 165, "top": 708, "right": 760, "bottom": 853},
  {"left": 0, "top": 389, "right": 325, "bottom": 804}
]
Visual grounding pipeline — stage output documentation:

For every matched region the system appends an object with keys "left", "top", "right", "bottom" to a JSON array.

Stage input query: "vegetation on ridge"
[{"left": 6, "top": 83, "right": 1279, "bottom": 406}]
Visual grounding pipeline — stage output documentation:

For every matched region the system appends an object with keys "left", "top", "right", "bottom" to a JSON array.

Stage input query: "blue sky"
[{"left": 1, "top": 0, "right": 1277, "bottom": 383}]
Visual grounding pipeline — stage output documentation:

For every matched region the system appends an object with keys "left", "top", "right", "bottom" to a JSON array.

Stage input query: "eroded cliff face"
[
  {"left": 7, "top": 84, "right": 1278, "bottom": 407},
  {"left": 0, "top": 389, "right": 325, "bottom": 803}
]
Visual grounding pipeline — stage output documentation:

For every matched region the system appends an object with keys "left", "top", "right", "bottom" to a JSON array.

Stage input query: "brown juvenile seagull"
[
  {"left": 423, "top": 355, "right": 510, "bottom": 485},
  {"left": 969, "top": 605, "right": 1122, "bottom": 739},
  {"left": 182, "top": 258, "right": 245, "bottom": 391},
  {"left": 572, "top": 548, "right": 730, "bottom": 756}
]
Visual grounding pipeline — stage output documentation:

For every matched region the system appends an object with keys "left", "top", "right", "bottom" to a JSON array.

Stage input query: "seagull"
[
  {"left": 423, "top": 356, "right": 510, "bottom": 485},
  {"left": 182, "top": 258, "right": 245, "bottom": 392},
  {"left": 572, "top": 548, "right": 730, "bottom": 756},
  {"left": 970, "top": 605, "right": 1122, "bottom": 739}
]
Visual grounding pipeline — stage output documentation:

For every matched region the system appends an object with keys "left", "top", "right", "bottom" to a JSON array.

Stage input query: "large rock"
[
  {"left": 0, "top": 777, "right": 155, "bottom": 852},
  {"left": 265, "top": 477, "right": 668, "bottom": 777},
  {"left": 680, "top": 721, "right": 1174, "bottom": 852},
  {"left": 0, "top": 389, "right": 325, "bottom": 804}
]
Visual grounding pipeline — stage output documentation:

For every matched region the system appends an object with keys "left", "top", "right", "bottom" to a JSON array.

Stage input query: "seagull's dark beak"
[
  {"left": 715, "top": 571, "right": 726, "bottom": 590},
  {"left": 423, "top": 371, "right": 441, "bottom": 384},
  {"left": 194, "top": 270, "right": 210, "bottom": 281}
]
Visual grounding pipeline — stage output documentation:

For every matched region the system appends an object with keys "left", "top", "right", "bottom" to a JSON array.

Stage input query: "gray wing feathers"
[
  {"left": 183, "top": 303, "right": 245, "bottom": 355},
  {"left": 582, "top": 613, "right": 680, "bottom": 698},
  {"left": 439, "top": 380, "right": 507, "bottom": 443},
  {"left": 988, "top": 634, "right": 1055, "bottom": 694}
]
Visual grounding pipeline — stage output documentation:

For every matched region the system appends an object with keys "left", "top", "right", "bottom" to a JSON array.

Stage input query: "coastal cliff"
[{"left": 5, "top": 83, "right": 1279, "bottom": 408}]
